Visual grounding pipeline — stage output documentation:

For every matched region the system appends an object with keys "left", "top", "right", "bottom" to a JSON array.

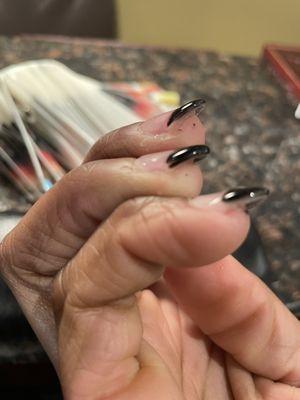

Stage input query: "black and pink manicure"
[
  {"left": 135, "top": 145, "right": 210, "bottom": 171},
  {"left": 167, "top": 99, "right": 206, "bottom": 127},
  {"left": 167, "top": 145, "right": 210, "bottom": 168},
  {"left": 190, "top": 186, "right": 270, "bottom": 212},
  {"left": 222, "top": 187, "right": 270, "bottom": 210}
]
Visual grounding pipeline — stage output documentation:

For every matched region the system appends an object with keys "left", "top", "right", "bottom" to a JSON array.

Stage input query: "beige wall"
[{"left": 117, "top": 0, "right": 300, "bottom": 56}]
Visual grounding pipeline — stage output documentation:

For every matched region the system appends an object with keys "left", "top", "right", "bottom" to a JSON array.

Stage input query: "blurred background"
[
  {"left": 0, "top": 0, "right": 299, "bottom": 56},
  {"left": 117, "top": 0, "right": 300, "bottom": 56}
]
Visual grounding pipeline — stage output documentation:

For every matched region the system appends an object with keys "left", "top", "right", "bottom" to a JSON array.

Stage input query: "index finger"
[{"left": 84, "top": 99, "right": 206, "bottom": 162}]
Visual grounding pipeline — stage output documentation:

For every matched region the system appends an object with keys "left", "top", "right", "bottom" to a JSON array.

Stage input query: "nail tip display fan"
[{"left": 0, "top": 60, "right": 178, "bottom": 203}]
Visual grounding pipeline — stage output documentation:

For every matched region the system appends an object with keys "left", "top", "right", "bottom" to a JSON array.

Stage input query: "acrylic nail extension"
[
  {"left": 167, "top": 99, "right": 206, "bottom": 126},
  {"left": 222, "top": 187, "right": 270, "bottom": 210},
  {"left": 167, "top": 145, "right": 210, "bottom": 168},
  {"left": 190, "top": 186, "right": 270, "bottom": 211}
]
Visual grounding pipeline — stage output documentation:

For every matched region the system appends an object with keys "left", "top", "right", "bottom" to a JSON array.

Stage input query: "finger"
[
  {"left": 1, "top": 147, "right": 204, "bottom": 276},
  {"left": 54, "top": 193, "right": 249, "bottom": 398},
  {"left": 165, "top": 255, "right": 300, "bottom": 386},
  {"left": 57, "top": 192, "right": 250, "bottom": 309},
  {"left": 84, "top": 99, "right": 206, "bottom": 162}
]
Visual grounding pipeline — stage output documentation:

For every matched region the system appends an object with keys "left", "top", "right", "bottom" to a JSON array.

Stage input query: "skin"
[{"left": 0, "top": 110, "right": 300, "bottom": 399}]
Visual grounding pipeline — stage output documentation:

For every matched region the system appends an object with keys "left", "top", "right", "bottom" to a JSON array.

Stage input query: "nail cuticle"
[
  {"left": 167, "top": 99, "right": 206, "bottom": 126},
  {"left": 167, "top": 145, "right": 210, "bottom": 168}
]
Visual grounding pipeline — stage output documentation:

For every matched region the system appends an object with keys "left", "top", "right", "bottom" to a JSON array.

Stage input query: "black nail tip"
[
  {"left": 222, "top": 187, "right": 270, "bottom": 209},
  {"left": 167, "top": 145, "right": 210, "bottom": 168},
  {"left": 167, "top": 98, "right": 206, "bottom": 126}
]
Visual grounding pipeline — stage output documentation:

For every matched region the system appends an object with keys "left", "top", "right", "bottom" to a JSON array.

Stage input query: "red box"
[{"left": 262, "top": 44, "right": 300, "bottom": 102}]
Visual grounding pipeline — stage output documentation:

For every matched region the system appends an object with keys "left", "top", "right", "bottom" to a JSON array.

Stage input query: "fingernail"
[
  {"left": 222, "top": 187, "right": 270, "bottom": 210},
  {"left": 167, "top": 99, "right": 206, "bottom": 126},
  {"left": 135, "top": 150, "right": 172, "bottom": 171},
  {"left": 135, "top": 145, "right": 209, "bottom": 171},
  {"left": 139, "top": 111, "right": 172, "bottom": 135},
  {"left": 167, "top": 145, "right": 210, "bottom": 168},
  {"left": 137, "top": 99, "right": 206, "bottom": 139},
  {"left": 190, "top": 186, "right": 270, "bottom": 211}
]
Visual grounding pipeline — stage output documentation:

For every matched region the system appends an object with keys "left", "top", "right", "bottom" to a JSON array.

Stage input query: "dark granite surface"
[{"left": 0, "top": 36, "right": 299, "bottom": 369}]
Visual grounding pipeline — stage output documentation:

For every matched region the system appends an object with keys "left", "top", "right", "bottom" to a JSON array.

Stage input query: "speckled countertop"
[{"left": 0, "top": 36, "right": 299, "bottom": 367}]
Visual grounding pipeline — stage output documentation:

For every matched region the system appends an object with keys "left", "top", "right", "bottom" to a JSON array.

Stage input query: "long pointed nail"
[
  {"left": 190, "top": 186, "right": 270, "bottom": 211},
  {"left": 167, "top": 145, "right": 210, "bottom": 168},
  {"left": 136, "top": 145, "right": 209, "bottom": 171},
  {"left": 222, "top": 187, "right": 270, "bottom": 210},
  {"left": 167, "top": 99, "right": 206, "bottom": 126}
]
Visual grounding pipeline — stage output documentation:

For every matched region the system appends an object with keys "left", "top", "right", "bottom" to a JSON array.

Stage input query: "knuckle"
[
  {"left": 117, "top": 196, "right": 191, "bottom": 264},
  {"left": 62, "top": 162, "right": 99, "bottom": 191},
  {"left": 0, "top": 233, "right": 15, "bottom": 274},
  {"left": 113, "top": 196, "right": 159, "bottom": 221},
  {"left": 1, "top": 210, "right": 70, "bottom": 282},
  {"left": 57, "top": 162, "right": 103, "bottom": 217},
  {"left": 83, "top": 128, "right": 120, "bottom": 161},
  {"left": 146, "top": 201, "right": 192, "bottom": 262},
  {"left": 116, "top": 196, "right": 187, "bottom": 223},
  {"left": 84, "top": 121, "right": 144, "bottom": 162},
  {"left": 0, "top": 228, "right": 42, "bottom": 286}
]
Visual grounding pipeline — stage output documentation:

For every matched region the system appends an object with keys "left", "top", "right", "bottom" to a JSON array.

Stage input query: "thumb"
[{"left": 54, "top": 191, "right": 250, "bottom": 398}]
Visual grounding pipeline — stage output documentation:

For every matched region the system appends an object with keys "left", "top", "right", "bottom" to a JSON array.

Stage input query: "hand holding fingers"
[
  {"left": 0, "top": 101, "right": 208, "bottom": 368},
  {"left": 1, "top": 99, "right": 208, "bottom": 279},
  {"left": 54, "top": 192, "right": 251, "bottom": 398},
  {"left": 1, "top": 98, "right": 290, "bottom": 399},
  {"left": 0, "top": 143, "right": 207, "bottom": 363}
]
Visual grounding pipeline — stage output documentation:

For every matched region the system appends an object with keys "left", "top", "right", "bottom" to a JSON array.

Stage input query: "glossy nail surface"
[
  {"left": 167, "top": 99, "right": 206, "bottom": 126},
  {"left": 167, "top": 145, "right": 210, "bottom": 168},
  {"left": 222, "top": 187, "right": 270, "bottom": 210},
  {"left": 135, "top": 150, "right": 172, "bottom": 171},
  {"left": 190, "top": 186, "right": 270, "bottom": 211}
]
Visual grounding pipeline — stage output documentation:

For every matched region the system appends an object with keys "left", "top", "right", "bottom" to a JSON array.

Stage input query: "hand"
[{"left": 1, "top": 104, "right": 299, "bottom": 399}]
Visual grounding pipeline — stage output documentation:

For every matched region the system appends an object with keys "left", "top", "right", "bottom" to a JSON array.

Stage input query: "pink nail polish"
[
  {"left": 190, "top": 187, "right": 269, "bottom": 211},
  {"left": 139, "top": 99, "right": 205, "bottom": 137},
  {"left": 141, "top": 99, "right": 206, "bottom": 134},
  {"left": 135, "top": 144, "right": 209, "bottom": 171},
  {"left": 138, "top": 111, "right": 173, "bottom": 136},
  {"left": 135, "top": 151, "right": 171, "bottom": 171}
]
